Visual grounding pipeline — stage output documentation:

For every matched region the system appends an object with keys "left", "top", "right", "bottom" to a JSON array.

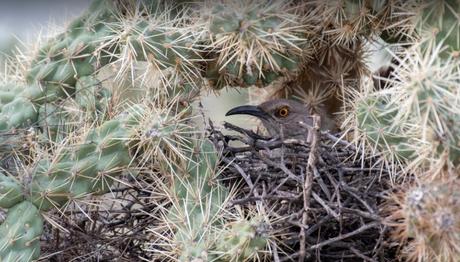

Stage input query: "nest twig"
[
  {"left": 38, "top": 172, "right": 165, "bottom": 261},
  {"left": 209, "top": 121, "right": 396, "bottom": 262}
]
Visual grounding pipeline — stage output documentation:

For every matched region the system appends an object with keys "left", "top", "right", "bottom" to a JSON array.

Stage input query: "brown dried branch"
[
  {"left": 209, "top": 120, "right": 397, "bottom": 261},
  {"left": 299, "top": 115, "right": 320, "bottom": 262}
]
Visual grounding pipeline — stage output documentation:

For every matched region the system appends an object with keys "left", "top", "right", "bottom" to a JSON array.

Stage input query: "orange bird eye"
[{"left": 277, "top": 106, "right": 290, "bottom": 117}]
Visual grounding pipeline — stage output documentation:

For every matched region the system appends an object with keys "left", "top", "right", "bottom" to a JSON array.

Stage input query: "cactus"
[
  {"left": 74, "top": 75, "right": 111, "bottom": 116},
  {"left": 0, "top": 172, "right": 24, "bottom": 209},
  {"left": 154, "top": 139, "right": 268, "bottom": 261},
  {"left": 0, "top": 95, "right": 198, "bottom": 258},
  {"left": 166, "top": 139, "right": 228, "bottom": 261},
  {"left": 28, "top": 99, "right": 198, "bottom": 211},
  {"left": 0, "top": 201, "right": 43, "bottom": 262},
  {"left": 0, "top": 0, "right": 116, "bottom": 145},
  {"left": 355, "top": 95, "right": 415, "bottom": 165},
  {"left": 349, "top": 3, "right": 460, "bottom": 260},
  {"left": 387, "top": 178, "right": 460, "bottom": 262},
  {"left": 243, "top": 0, "right": 414, "bottom": 121},
  {"left": 0, "top": 83, "right": 59, "bottom": 132},
  {"left": 417, "top": 0, "right": 460, "bottom": 57},
  {"left": 29, "top": 116, "right": 133, "bottom": 210},
  {"left": 351, "top": 42, "right": 460, "bottom": 176},
  {"left": 391, "top": 44, "right": 460, "bottom": 169},
  {"left": 348, "top": 1, "right": 460, "bottom": 174},
  {"left": 0, "top": 0, "right": 198, "bottom": 149},
  {"left": 0, "top": 100, "right": 197, "bottom": 259},
  {"left": 202, "top": 0, "right": 309, "bottom": 89},
  {"left": 36, "top": 75, "right": 111, "bottom": 141},
  {"left": 0, "top": 1, "right": 208, "bottom": 259},
  {"left": 103, "top": 1, "right": 203, "bottom": 95},
  {"left": 0, "top": 0, "right": 202, "bottom": 154},
  {"left": 214, "top": 217, "right": 268, "bottom": 261}
]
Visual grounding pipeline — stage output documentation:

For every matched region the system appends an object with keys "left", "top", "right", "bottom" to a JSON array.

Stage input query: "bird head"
[{"left": 226, "top": 99, "right": 313, "bottom": 139}]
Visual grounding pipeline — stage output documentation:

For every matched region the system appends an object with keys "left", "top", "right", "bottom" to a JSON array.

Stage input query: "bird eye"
[{"left": 277, "top": 106, "right": 290, "bottom": 117}]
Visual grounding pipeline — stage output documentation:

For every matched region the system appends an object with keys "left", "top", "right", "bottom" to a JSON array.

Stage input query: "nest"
[
  {"left": 37, "top": 172, "right": 163, "bottom": 261},
  {"left": 209, "top": 121, "right": 397, "bottom": 262}
]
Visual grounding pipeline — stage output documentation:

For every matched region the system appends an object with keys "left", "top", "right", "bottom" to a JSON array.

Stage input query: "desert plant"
[
  {"left": 386, "top": 177, "right": 460, "bottom": 262},
  {"left": 349, "top": 4, "right": 460, "bottom": 177}
]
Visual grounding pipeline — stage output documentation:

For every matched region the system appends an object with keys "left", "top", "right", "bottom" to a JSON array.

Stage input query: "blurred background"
[
  {"left": 0, "top": 0, "right": 251, "bottom": 130},
  {"left": 0, "top": 1, "right": 91, "bottom": 57}
]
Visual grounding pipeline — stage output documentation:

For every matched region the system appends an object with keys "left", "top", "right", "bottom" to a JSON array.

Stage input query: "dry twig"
[{"left": 209, "top": 121, "right": 396, "bottom": 261}]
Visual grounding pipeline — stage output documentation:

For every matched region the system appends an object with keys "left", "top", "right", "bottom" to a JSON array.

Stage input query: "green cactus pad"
[
  {"left": 205, "top": 1, "right": 306, "bottom": 88},
  {"left": 75, "top": 75, "right": 111, "bottom": 114},
  {"left": 215, "top": 219, "right": 267, "bottom": 261},
  {"left": 356, "top": 97, "right": 415, "bottom": 161},
  {"left": 30, "top": 117, "right": 133, "bottom": 210},
  {"left": 0, "top": 173, "right": 24, "bottom": 209},
  {"left": 167, "top": 140, "right": 256, "bottom": 260},
  {"left": 420, "top": 0, "right": 460, "bottom": 56},
  {"left": 0, "top": 201, "right": 43, "bottom": 262}
]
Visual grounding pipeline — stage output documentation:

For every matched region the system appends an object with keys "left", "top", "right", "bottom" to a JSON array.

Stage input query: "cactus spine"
[
  {"left": 388, "top": 178, "right": 460, "bottom": 262},
  {"left": 0, "top": 1, "right": 116, "bottom": 141}
]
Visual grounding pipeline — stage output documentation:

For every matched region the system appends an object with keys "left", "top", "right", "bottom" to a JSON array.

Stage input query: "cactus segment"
[
  {"left": 0, "top": 201, "right": 43, "bottom": 262},
  {"left": 0, "top": 173, "right": 24, "bottom": 209}
]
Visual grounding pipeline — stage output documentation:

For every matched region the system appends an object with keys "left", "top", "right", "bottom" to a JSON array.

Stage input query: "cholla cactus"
[
  {"left": 416, "top": 0, "right": 460, "bottom": 57},
  {"left": 0, "top": 173, "right": 24, "bottom": 209},
  {"left": 348, "top": 2, "right": 460, "bottom": 260},
  {"left": 0, "top": 97, "right": 205, "bottom": 260},
  {"left": 344, "top": 0, "right": 460, "bottom": 176},
  {"left": 348, "top": 36, "right": 460, "bottom": 178},
  {"left": 390, "top": 44, "right": 459, "bottom": 171},
  {"left": 149, "top": 139, "right": 268, "bottom": 261},
  {"left": 202, "top": 0, "right": 311, "bottom": 89},
  {"left": 387, "top": 177, "right": 460, "bottom": 262},
  {"left": 0, "top": 201, "right": 43, "bottom": 262},
  {"left": 105, "top": 3, "right": 202, "bottom": 92},
  {"left": 1, "top": 0, "right": 460, "bottom": 261},
  {"left": 214, "top": 216, "right": 268, "bottom": 260}
]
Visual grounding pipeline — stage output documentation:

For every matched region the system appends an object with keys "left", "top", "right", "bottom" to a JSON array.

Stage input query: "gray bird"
[{"left": 226, "top": 99, "right": 335, "bottom": 140}]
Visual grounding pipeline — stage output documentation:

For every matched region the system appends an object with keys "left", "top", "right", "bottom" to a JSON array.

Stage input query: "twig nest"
[{"left": 209, "top": 121, "right": 397, "bottom": 261}]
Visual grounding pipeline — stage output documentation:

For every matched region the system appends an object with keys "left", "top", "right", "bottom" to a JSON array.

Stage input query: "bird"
[{"left": 225, "top": 98, "right": 336, "bottom": 140}]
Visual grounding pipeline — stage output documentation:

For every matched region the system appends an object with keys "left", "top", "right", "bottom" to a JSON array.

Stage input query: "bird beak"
[{"left": 225, "top": 105, "right": 270, "bottom": 120}]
